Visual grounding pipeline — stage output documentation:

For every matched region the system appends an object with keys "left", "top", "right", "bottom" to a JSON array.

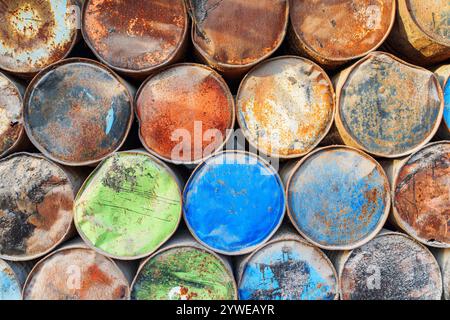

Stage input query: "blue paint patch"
[
  {"left": 444, "top": 81, "right": 450, "bottom": 131},
  {"left": 0, "top": 265, "right": 21, "bottom": 300},
  {"left": 105, "top": 105, "right": 115, "bottom": 135},
  {"left": 183, "top": 152, "right": 285, "bottom": 254}
]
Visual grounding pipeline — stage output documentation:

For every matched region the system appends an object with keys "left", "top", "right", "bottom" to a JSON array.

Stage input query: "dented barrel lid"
[
  {"left": 24, "top": 58, "right": 134, "bottom": 166},
  {"left": 74, "top": 151, "right": 182, "bottom": 260},
  {"left": 0, "top": 0, "right": 79, "bottom": 76},
  {"left": 236, "top": 56, "right": 335, "bottom": 158}
]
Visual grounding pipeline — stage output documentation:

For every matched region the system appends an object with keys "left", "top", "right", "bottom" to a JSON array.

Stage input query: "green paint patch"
[
  {"left": 74, "top": 152, "right": 182, "bottom": 259},
  {"left": 131, "top": 246, "right": 237, "bottom": 300}
]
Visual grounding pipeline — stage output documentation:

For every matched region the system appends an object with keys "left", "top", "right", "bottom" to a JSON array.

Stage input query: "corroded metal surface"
[
  {"left": 82, "top": 0, "right": 188, "bottom": 76},
  {"left": 24, "top": 58, "right": 133, "bottom": 166},
  {"left": 0, "top": 259, "right": 33, "bottom": 300},
  {"left": 289, "top": 0, "right": 395, "bottom": 68},
  {"left": 432, "top": 249, "right": 449, "bottom": 300},
  {"left": 74, "top": 151, "right": 182, "bottom": 260},
  {"left": 335, "top": 52, "right": 443, "bottom": 158},
  {"left": 136, "top": 64, "right": 234, "bottom": 165},
  {"left": 236, "top": 56, "right": 335, "bottom": 158},
  {"left": 23, "top": 245, "right": 129, "bottom": 300},
  {"left": 339, "top": 232, "right": 443, "bottom": 300},
  {"left": 0, "top": 153, "right": 76, "bottom": 261},
  {"left": 189, "top": 0, "right": 288, "bottom": 77},
  {"left": 434, "top": 65, "right": 450, "bottom": 139},
  {"left": 286, "top": 146, "right": 390, "bottom": 250},
  {"left": 183, "top": 151, "right": 285, "bottom": 255},
  {"left": 393, "top": 142, "right": 450, "bottom": 248},
  {"left": 0, "top": 0, "right": 79, "bottom": 76}
]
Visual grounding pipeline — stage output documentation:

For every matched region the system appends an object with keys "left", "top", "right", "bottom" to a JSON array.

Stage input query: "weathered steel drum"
[
  {"left": 236, "top": 56, "right": 335, "bottom": 159},
  {"left": 288, "top": 0, "right": 396, "bottom": 68},
  {"left": 386, "top": 0, "right": 450, "bottom": 66},
  {"left": 384, "top": 142, "right": 450, "bottom": 249},
  {"left": 434, "top": 65, "right": 450, "bottom": 139},
  {"left": 82, "top": 0, "right": 189, "bottom": 78},
  {"left": 335, "top": 231, "right": 443, "bottom": 300},
  {"left": 0, "top": 259, "right": 33, "bottom": 300},
  {"left": 74, "top": 150, "right": 183, "bottom": 260},
  {"left": 236, "top": 229, "right": 338, "bottom": 300},
  {"left": 23, "top": 241, "right": 130, "bottom": 300},
  {"left": 183, "top": 151, "right": 285, "bottom": 256},
  {"left": 285, "top": 146, "right": 390, "bottom": 250},
  {"left": 23, "top": 58, "right": 134, "bottom": 166},
  {"left": 0, "top": 153, "right": 84, "bottom": 261},
  {"left": 131, "top": 233, "right": 237, "bottom": 300},
  {"left": 0, "top": 0, "right": 80, "bottom": 77},
  {"left": 188, "top": 0, "right": 289, "bottom": 79},
  {"left": 335, "top": 52, "right": 443, "bottom": 158},
  {"left": 432, "top": 249, "right": 449, "bottom": 300},
  {"left": 136, "top": 63, "right": 235, "bottom": 165}
]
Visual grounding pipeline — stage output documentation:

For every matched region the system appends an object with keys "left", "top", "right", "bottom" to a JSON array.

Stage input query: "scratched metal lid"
[
  {"left": 0, "top": 0, "right": 79, "bottom": 76},
  {"left": 23, "top": 245, "right": 130, "bottom": 300},
  {"left": 336, "top": 52, "right": 443, "bottom": 158},
  {"left": 236, "top": 56, "right": 335, "bottom": 159},
  {"left": 339, "top": 232, "right": 443, "bottom": 300},
  {"left": 0, "top": 153, "right": 76, "bottom": 261},
  {"left": 289, "top": 0, "right": 395, "bottom": 67},
  {"left": 74, "top": 151, "right": 182, "bottom": 260},
  {"left": 183, "top": 151, "right": 286, "bottom": 256},
  {"left": 131, "top": 244, "right": 237, "bottom": 300},
  {"left": 82, "top": 0, "right": 188, "bottom": 76},
  {"left": 286, "top": 146, "right": 390, "bottom": 251},
  {"left": 24, "top": 58, "right": 134, "bottom": 166},
  {"left": 0, "top": 259, "right": 22, "bottom": 300},
  {"left": 136, "top": 64, "right": 235, "bottom": 165},
  {"left": 393, "top": 142, "right": 450, "bottom": 248}
]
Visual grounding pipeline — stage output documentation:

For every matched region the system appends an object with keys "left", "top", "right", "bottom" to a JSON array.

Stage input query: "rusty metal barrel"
[
  {"left": 136, "top": 63, "right": 235, "bottom": 165},
  {"left": 434, "top": 65, "right": 450, "bottom": 139},
  {"left": 334, "top": 51, "right": 443, "bottom": 158},
  {"left": 0, "top": 0, "right": 80, "bottom": 77},
  {"left": 82, "top": 0, "right": 189, "bottom": 78},
  {"left": 236, "top": 228, "right": 338, "bottom": 300},
  {"left": 236, "top": 56, "right": 335, "bottom": 159},
  {"left": 0, "top": 153, "right": 84, "bottom": 261},
  {"left": 188, "top": 0, "right": 289, "bottom": 79},
  {"left": 288, "top": 0, "right": 396, "bottom": 69},
  {"left": 432, "top": 248, "right": 449, "bottom": 300},
  {"left": 386, "top": 0, "right": 450, "bottom": 66},
  {"left": 23, "top": 58, "right": 134, "bottom": 166},
  {"left": 23, "top": 241, "right": 130, "bottom": 300},
  {"left": 0, "top": 259, "right": 33, "bottom": 300},
  {"left": 183, "top": 151, "right": 285, "bottom": 255},
  {"left": 383, "top": 141, "right": 450, "bottom": 249},
  {"left": 131, "top": 233, "right": 237, "bottom": 300},
  {"left": 334, "top": 231, "right": 443, "bottom": 300},
  {"left": 74, "top": 150, "right": 183, "bottom": 260},
  {"left": 285, "top": 146, "right": 390, "bottom": 250}
]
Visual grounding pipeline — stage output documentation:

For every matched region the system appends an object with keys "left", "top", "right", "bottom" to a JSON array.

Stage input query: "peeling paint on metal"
[{"left": 0, "top": 259, "right": 21, "bottom": 300}]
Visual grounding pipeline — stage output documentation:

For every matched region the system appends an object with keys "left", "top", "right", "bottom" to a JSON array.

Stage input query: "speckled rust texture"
[{"left": 0, "top": 74, "right": 22, "bottom": 157}]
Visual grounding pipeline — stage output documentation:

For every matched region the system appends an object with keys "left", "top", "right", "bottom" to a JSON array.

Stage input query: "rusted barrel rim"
[
  {"left": 74, "top": 150, "right": 183, "bottom": 260},
  {"left": 286, "top": 145, "right": 391, "bottom": 251},
  {"left": 81, "top": 0, "right": 190, "bottom": 75},
  {"left": 135, "top": 62, "right": 236, "bottom": 165},
  {"left": 183, "top": 150, "right": 286, "bottom": 256},
  {"left": 289, "top": 1, "right": 396, "bottom": 63},
  {"left": 189, "top": 0, "right": 289, "bottom": 70},
  {"left": 0, "top": 152, "right": 76, "bottom": 262},
  {"left": 236, "top": 55, "right": 336, "bottom": 159},
  {"left": 23, "top": 57, "right": 135, "bottom": 167},
  {"left": 335, "top": 51, "right": 444, "bottom": 158},
  {"left": 22, "top": 243, "right": 131, "bottom": 300},
  {"left": 130, "top": 242, "right": 238, "bottom": 299},
  {"left": 392, "top": 140, "right": 450, "bottom": 249}
]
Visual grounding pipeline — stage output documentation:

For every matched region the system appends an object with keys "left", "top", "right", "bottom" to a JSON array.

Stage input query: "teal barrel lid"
[
  {"left": 183, "top": 151, "right": 286, "bottom": 255},
  {"left": 74, "top": 151, "right": 182, "bottom": 260},
  {"left": 286, "top": 146, "right": 390, "bottom": 250},
  {"left": 0, "top": 259, "right": 22, "bottom": 300}
]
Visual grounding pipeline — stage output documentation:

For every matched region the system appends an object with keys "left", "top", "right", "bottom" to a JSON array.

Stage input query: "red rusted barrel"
[
  {"left": 236, "top": 56, "right": 335, "bottom": 159},
  {"left": 432, "top": 248, "right": 449, "bottom": 300},
  {"left": 136, "top": 63, "right": 235, "bottom": 165},
  {"left": 0, "top": 0, "right": 80, "bottom": 77},
  {"left": 334, "top": 231, "right": 443, "bottom": 300},
  {"left": 288, "top": 0, "right": 396, "bottom": 69},
  {"left": 334, "top": 51, "right": 443, "bottom": 158},
  {"left": 433, "top": 65, "right": 450, "bottom": 139},
  {"left": 188, "top": 0, "right": 289, "bottom": 79},
  {"left": 82, "top": 0, "right": 189, "bottom": 78},
  {"left": 386, "top": 0, "right": 450, "bottom": 66},
  {"left": 23, "top": 58, "right": 134, "bottom": 166},
  {"left": 0, "top": 259, "right": 33, "bottom": 300}
]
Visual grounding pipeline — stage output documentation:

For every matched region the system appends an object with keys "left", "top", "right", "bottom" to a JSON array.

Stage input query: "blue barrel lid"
[{"left": 444, "top": 79, "right": 450, "bottom": 132}]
